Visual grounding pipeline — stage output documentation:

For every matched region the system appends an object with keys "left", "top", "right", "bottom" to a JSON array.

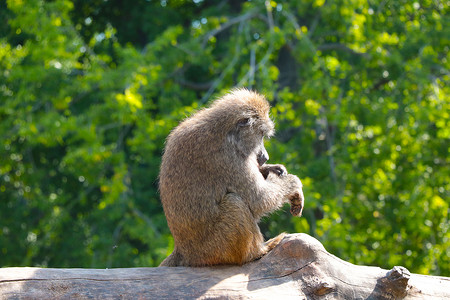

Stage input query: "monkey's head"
[
  {"left": 163, "top": 89, "right": 275, "bottom": 176},
  {"left": 211, "top": 89, "right": 274, "bottom": 167}
]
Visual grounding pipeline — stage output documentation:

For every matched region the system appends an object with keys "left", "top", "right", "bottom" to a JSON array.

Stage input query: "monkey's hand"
[
  {"left": 265, "top": 171, "right": 305, "bottom": 217},
  {"left": 259, "top": 164, "right": 287, "bottom": 179},
  {"left": 289, "top": 190, "right": 304, "bottom": 217}
]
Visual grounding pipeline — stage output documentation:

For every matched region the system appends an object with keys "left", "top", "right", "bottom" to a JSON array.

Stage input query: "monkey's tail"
[
  {"left": 264, "top": 232, "right": 287, "bottom": 251},
  {"left": 159, "top": 249, "right": 184, "bottom": 267}
]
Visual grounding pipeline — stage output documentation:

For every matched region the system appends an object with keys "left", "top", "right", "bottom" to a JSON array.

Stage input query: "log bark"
[{"left": 1, "top": 233, "right": 449, "bottom": 299}]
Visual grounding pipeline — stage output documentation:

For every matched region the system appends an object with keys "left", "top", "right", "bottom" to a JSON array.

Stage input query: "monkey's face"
[{"left": 227, "top": 110, "right": 274, "bottom": 167}]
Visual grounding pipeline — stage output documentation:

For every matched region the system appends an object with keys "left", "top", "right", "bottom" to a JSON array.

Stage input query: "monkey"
[{"left": 159, "top": 88, "right": 304, "bottom": 267}]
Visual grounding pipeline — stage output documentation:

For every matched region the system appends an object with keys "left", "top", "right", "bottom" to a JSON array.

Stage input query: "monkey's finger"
[
  {"left": 272, "top": 164, "right": 287, "bottom": 176},
  {"left": 276, "top": 167, "right": 287, "bottom": 176}
]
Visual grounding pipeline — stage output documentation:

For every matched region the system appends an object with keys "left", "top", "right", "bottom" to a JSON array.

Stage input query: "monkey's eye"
[{"left": 237, "top": 118, "right": 251, "bottom": 127}]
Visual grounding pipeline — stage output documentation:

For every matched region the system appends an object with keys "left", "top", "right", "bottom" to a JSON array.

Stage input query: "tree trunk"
[{"left": 1, "top": 234, "right": 448, "bottom": 299}]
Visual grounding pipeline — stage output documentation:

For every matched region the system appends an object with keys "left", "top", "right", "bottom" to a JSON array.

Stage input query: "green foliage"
[{"left": 1, "top": 0, "right": 448, "bottom": 275}]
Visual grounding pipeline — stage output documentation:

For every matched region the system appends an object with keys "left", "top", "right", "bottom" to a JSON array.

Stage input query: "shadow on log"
[{"left": 1, "top": 234, "right": 449, "bottom": 299}]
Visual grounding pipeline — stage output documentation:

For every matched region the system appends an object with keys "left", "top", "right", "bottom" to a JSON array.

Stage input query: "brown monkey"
[{"left": 159, "top": 89, "right": 304, "bottom": 267}]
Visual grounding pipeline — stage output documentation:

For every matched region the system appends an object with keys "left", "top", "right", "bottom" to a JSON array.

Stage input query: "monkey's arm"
[
  {"left": 267, "top": 172, "right": 304, "bottom": 217},
  {"left": 250, "top": 169, "right": 304, "bottom": 218}
]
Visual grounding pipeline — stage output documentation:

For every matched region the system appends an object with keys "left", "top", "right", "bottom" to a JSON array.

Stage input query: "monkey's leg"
[
  {"left": 215, "top": 192, "right": 268, "bottom": 265},
  {"left": 289, "top": 190, "right": 304, "bottom": 216}
]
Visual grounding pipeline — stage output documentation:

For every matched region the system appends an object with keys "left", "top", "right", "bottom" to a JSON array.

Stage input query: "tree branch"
[
  {"left": 317, "top": 43, "right": 367, "bottom": 56},
  {"left": 201, "top": 22, "right": 245, "bottom": 103},
  {"left": 201, "top": 11, "right": 258, "bottom": 48}
]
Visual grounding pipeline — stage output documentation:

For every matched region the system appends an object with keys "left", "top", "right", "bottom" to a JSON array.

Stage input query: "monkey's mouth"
[
  {"left": 257, "top": 150, "right": 269, "bottom": 167},
  {"left": 259, "top": 165, "right": 268, "bottom": 180}
]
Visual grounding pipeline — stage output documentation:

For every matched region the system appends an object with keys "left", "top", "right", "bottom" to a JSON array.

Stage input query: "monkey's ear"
[{"left": 237, "top": 118, "right": 251, "bottom": 127}]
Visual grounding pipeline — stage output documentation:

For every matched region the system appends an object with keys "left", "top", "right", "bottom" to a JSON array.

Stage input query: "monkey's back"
[{"left": 159, "top": 109, "right": 231, "bottom": 245}]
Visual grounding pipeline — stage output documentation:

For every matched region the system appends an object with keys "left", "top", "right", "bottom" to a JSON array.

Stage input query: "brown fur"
[{"left": 159, "top": 89, "right": 303, "bottom": 267}]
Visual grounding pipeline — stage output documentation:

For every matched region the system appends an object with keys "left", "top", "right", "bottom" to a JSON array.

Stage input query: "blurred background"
[{"left": 0, "top": 0, "right": 448, "bottom": 275}]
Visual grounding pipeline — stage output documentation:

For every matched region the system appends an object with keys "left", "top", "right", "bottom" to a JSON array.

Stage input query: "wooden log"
[{"left": 1, "top": 233, "right": 449, "bottom": 299}]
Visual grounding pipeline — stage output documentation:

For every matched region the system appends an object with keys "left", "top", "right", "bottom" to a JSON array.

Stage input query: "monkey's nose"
[{"left": 257, "top": 149, "right": 269, "bottom": 166}]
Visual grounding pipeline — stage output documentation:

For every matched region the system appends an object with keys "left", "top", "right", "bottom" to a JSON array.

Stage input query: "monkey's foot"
[
  {"left": 264, "top": 232, "right": 287, "bottom": 251},
  {"left": 289, "top": 191, "right": 304, "bottom": 217},
  {"left": 290, "top": 205, "right": 303, "bottom": 216}
]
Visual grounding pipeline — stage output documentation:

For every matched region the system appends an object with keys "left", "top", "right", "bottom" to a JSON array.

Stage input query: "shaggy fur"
[{"left": 159, "top": 89, "right": 303, "bottom": 267}]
